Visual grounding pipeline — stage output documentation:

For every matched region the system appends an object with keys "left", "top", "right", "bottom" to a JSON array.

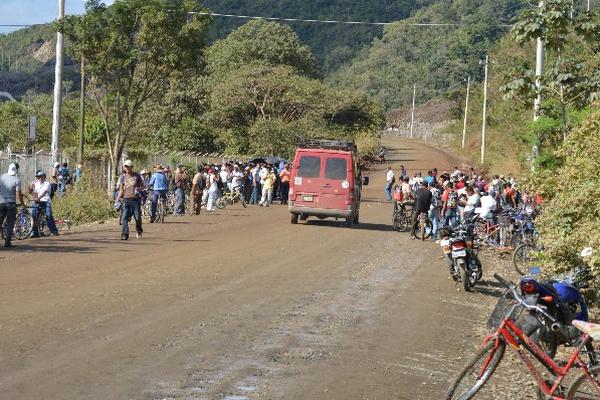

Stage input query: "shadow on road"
[{"left": 5, "top": 244, "right": 98, "bottom": 253}]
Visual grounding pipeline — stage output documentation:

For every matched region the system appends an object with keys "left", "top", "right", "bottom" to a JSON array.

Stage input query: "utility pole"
[
  {"left": 51, "top": 0, "right": 66, "bottom": 165},
  {"left": 78, "top": 57, "right": 86, "bottom": 165},
  {"left": 462, "top": 76, "right": 471, "bottom": 150},
  {"left": 588, "top": 0, "right": 590, "bottom": 12},
  {"left": 480, "top": 56, "right": 490, "bottom": 164},
  {"left": 410, "top": 84, "right": 416, "bottom": 138},
  {"left": 534, "top": 0, "right": 544, "bottom": 121}
]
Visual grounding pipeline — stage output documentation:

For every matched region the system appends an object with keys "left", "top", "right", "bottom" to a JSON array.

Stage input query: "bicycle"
[
  {"left": 156, "top": 194, "right": 167, "bottom": 223},
  {"left": 446, "top": 273, "right": 600, "bottom": 400},
  {"left": 415, "top": 212, "right": 432, "bottom": 241},
  {"left": 513, "top": 241, "right": 543, "bottom": 276},
  {"left": 216, "top": 189, "right": 247, "bottom": 209},
  {"left": 474, "top": 216, "right": 512, "bottom": 251},
  {"left": 1, "top": 207, "right": 32, "bottom": 241}
]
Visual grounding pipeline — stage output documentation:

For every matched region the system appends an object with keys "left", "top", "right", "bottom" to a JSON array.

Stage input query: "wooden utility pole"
[
  {"left": 410, "top": 84, "right": 416, "bottom": 138},
  {"left": 462, "top": 76, "right": 471, "bottom": 150},
  {"left": 78, "top": 57, "right": 86, "bottom": 165},
  {"left": 480, "top": 56, "right": 489, "bottom": 164},
  {"left": 51, "top": 0, "right": 66, "bottom": 165}
]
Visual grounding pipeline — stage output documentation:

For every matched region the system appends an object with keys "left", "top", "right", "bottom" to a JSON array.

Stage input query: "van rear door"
[
  {"left": 319, "top": 155, "right": 351, "bottom": 210},
  {"left": 293, "top": 153, "right": 323, "bottom": 206}
]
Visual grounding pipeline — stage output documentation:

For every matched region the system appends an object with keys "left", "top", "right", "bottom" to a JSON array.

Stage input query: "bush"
[
  {"left": 530, "top": 106, "right": 600, "bottom": 283},
  {"left": 52, "top": 177, "right": 114, "bottom": 225}
]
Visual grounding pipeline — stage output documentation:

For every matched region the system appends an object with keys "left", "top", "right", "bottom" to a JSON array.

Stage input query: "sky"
[{"left": 0, "top": 0, "right": 115, "bottom": 34}]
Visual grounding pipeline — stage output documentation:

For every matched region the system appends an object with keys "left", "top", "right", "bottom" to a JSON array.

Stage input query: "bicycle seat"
[{"left": 572, "top": 320, "right": 600, "bottom": 340}]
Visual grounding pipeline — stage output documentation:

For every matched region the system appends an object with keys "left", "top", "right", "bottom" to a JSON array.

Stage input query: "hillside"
[
  {"left": 329, "top": 0, "right": 527, "bottom": 111},
  {"left": 201, "top": 0, "right": 437, "bottom": 74},
  {"left": 0, "top": 0, "right": 438, "bottom": 98}
]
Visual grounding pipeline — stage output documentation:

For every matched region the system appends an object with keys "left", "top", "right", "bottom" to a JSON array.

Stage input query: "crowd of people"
[
  {"left": 385, "top": 165, "right": 540, "bottom": 241},
  {"left": 115, "top": 159, "right": 293, "bottom": 240},
  {"left": 0, "top": 162, "right": 78, "bottom": 247}
]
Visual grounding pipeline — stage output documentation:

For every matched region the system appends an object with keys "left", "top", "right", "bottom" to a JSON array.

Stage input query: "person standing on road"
[
  {"left": 231, "top": 164, "right": 243, "bottom": 194},
  {"left": 279, "top": 163, "right": 291, "bottom": 205},
  {"left": 441, "top": 181, "right": 459, "bottom": 227},
  {"left": 250, "top": 164, "right": 262, "bottom": 205},
  {"left": 259, "top": 166, "right": 276, "bottom": 207},
  {"left": 385, "top": 166, "right": 395, "bottom": 202},
  {"left": 0, "top": 163, "right": 25, "bottom": 248},
  {"left": 429, "top": 182, "right": 442, "bottom": 242},
  {"left": 174, "top": 165, "right": 188, "bottom": 216},
  {"left": 410, "top": 180, "right": 432, "bottom": 240},
  {"left": 206, "top": 168, "right": 219, "bottom": 212},
  {"left": 149, "top": 165, "right": 169, "bottom": 223},
  {"left": 29, "top": 171, "right": 59, "bottom": 238},
  {"left": 117, "top": 160, "right": 144, "bottom": 240},
  {"left": 191, "top": 165, "right": 205, "bottom": 215}
]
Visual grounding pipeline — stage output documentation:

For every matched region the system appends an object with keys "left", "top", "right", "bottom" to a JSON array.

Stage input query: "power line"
[{"left": 188, "top": 11, "right": 514, "bottom": 28}]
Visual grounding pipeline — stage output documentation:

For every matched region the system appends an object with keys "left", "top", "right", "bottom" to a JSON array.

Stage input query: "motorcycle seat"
[{"left": 573, "top": 320, "right": 600, "bottom": 340}]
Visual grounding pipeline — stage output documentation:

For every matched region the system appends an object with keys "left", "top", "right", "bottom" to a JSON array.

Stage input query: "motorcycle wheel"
[{"left": 458, "top": 259, "right": 471, "bottom": 292}]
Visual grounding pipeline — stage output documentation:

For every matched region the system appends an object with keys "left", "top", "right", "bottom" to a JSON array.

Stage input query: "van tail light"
[{"left": 521, "top": 281, "right": 538, "bottom": 295}]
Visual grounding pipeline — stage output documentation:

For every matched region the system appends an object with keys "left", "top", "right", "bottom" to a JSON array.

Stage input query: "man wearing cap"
[
  {"left": 116, "top": 160, "right": 144, "bottom": 240},
  {"left": 149, "top": 165, "right": 169, "bottom": 223},
  {"left": 30, "top": 170, "right": 59, "bottom": 238},
  {"left": 0, "top": 163, "right": 25, "bottom": 248}
]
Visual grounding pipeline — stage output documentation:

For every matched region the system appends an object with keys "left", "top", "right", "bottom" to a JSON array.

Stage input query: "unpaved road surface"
[{"left": 0, "top": 138, "right": 524, "bottom": 399}]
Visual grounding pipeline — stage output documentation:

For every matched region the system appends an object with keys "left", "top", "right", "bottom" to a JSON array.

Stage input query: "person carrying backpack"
[{"left": 441, "top": 181, "right": 459, "bottom": 227}]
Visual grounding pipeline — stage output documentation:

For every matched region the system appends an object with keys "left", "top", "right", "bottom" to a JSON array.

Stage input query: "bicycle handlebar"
[{"left": 493, "top": 273, "right": 558, "bottom": 324}]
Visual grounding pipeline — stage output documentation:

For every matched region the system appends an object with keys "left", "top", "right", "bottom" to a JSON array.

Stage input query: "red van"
[{"left": 288, "top": 140, "right": 362, "bottom": 225}]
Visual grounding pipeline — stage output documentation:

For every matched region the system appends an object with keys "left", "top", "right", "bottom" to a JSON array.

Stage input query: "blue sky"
[{"left": 0, "top": 0, "right": 115, "bottom": 34}]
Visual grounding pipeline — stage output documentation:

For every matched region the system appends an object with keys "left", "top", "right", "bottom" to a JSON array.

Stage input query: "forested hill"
[
  {"left": 329, "top": 0, "right": 527, "bottom": 110},
  {"left": 201, "top": 0, "right": 437, "bottom": 73}
]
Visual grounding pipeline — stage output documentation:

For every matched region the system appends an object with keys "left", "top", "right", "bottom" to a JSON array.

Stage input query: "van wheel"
[
  {"left": 300, "top": 214, "right": 308, "bottom": 221},
  {"left": 353, "top": 212, "right": 359, "bottom": 225},
  {"left": 291, "top": 213, "right": 299, "bottom": 224}
]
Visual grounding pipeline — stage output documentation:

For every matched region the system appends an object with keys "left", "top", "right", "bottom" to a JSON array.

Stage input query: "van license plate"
[{"left": 302, "top": 195, "right": 313, "bottom": 202}]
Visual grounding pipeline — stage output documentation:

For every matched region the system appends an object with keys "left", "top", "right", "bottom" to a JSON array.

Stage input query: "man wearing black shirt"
[{"left": 410, "top": 180, "right": 433, "bottom": 239}]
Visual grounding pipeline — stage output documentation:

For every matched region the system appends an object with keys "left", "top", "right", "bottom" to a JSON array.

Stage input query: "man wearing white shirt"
[
  {"left": 385, "top": 166, "right": 394, "bottom": 202},
  {"left": 478, "top": 191, "right": 497, "bottom": 222},
  {"left": 30, "top": 170, "right": 59, "bottom": 237}
]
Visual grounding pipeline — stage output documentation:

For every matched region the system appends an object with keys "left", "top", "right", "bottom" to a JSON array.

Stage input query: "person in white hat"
[
  {"left": 0, "top": 163, "right": 25, "bottom": 248},
  {"left": 116, "top": 160, "right": 144, "bottom": 240}
]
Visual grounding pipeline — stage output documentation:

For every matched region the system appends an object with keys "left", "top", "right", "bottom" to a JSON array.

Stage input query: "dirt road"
[{"left": 0, "top": 137, "right": 510, "bottom": 399}]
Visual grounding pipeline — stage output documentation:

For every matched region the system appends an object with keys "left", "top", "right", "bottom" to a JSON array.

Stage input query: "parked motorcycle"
[
  {"left": 520, "top": 247, "right": 596, "bottom": 363},
  {"left": 441, "top": 218, "right": 482, "bottom": 292}
]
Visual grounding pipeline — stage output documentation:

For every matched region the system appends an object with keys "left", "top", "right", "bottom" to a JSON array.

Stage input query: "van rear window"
[
  {"left": 298, "top": 156, "right": 321, "bottom": 178},
  {"left": 325, "top": 158, "right": 347, "bottom": 180}
]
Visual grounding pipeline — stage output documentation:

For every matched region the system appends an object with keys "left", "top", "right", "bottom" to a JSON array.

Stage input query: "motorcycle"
[
  {"left": 441, "top": 218, "right": 482, "bottom": 292},
  {"left": 519, "top": 247, "right": 596, "bottom": 363}
]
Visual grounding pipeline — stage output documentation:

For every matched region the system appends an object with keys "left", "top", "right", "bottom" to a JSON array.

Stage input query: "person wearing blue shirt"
[
  {"left": 148, "top": 165, "right": 169, "bottom": 223},
  {"left": 424, "top": 170, "right": 435, "bottom": 186}
]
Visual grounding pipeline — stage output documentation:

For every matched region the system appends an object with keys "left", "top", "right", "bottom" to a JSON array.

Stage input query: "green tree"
[
  {"left": 63, "top": 0, "right": 211, "bottom": 188},
  {"left": 207, "top": 20, "right": 319, "bottom": 79}
]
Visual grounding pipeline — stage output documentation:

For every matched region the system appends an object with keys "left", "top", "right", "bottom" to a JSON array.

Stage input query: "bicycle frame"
[{"left": 482, "top": 309, "right": 597, "bottom": 399}]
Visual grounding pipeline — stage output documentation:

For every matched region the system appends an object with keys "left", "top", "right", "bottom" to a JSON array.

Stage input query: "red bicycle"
[{"left": 446, "top": 274, "right": 600, "bottom": 400}]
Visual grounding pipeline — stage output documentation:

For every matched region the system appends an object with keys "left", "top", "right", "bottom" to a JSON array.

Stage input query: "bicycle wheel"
[
  {"left": 513, "top": 243, "right": 535, "bottom": 276},
  {"left": 216, "top": 197, "right": 227, "bottom": 209},
  {"left": 14, "top": 210, "right": 33, "bottom": 240},
  {"left": 38, "top": 212, "right": 51, "bottom": 237},
  {"left": 446, "top": 340, "right": 506, "bottom": 400},
  {"left": 158, "top": 199, "right": 166, "bottom": 223},
  {"left": 415, "top": 216, "right": 432, "bottom": 240},
  {"left": 567, "top": 365, "right": 600, "bottom": 399}
]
